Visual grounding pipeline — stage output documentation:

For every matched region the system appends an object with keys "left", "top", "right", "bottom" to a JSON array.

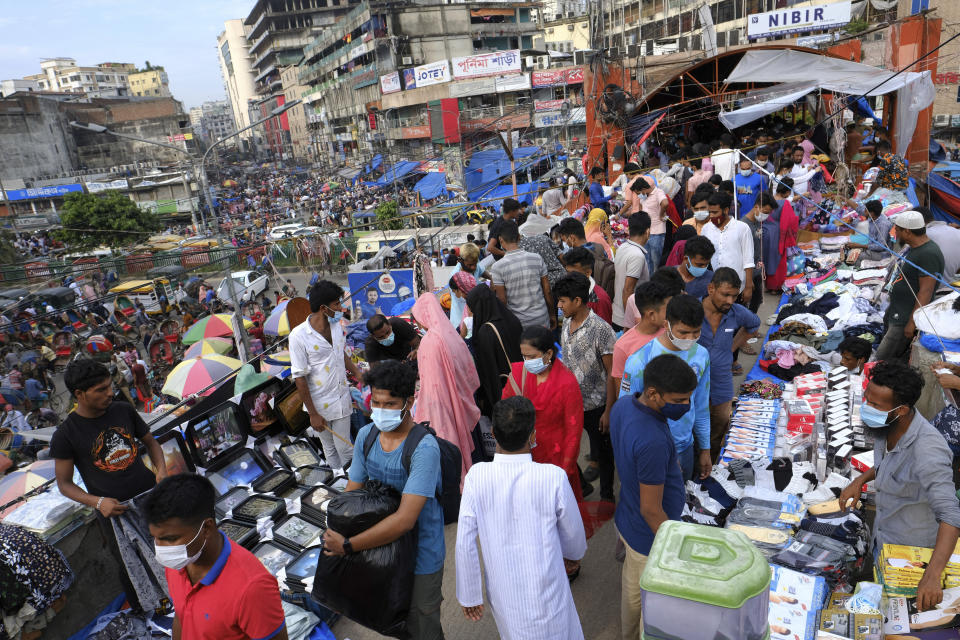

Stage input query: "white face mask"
[
  {"left": 757, "top": 212, "right": 769, "bottom": 222},
  {"left": 667, "top": 322, "right": 698, "bottom": 351},
  {"left": 693, "top": 210, "right": 709, "bottom": 221},
  {"left": 739, "top": 169, "right": 753, "bottom": 177},
  {"left": 154, "top": 522, "right": 207, "bottom": 571}
]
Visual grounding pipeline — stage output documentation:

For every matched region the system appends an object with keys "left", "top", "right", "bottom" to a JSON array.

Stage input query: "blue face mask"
[
  {"left": 377, "top": 332, "right": 395, "bottom": 346},
  {"left": 660, "top": 401, "right": 691, "bottom": 421},
  {"left": 524, "top": 356, "right": 549, "bottom": 375},
  {"left": 324, "top": 305, "right": 343, "bottom": 322},
  {"left": 371, "top": 402, "right": 407, "bottom": 432},
  {"left": 686, "top": 258, "right": 708, "bottom": 278},
  {"left": 860, "top": 401, "right": 902, "bottom": 429}
]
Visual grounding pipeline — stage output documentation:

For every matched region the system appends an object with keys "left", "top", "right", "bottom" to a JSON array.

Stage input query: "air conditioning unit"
[
  {"left": 626, "top": 44, "right": 639, "bottom": 58},
  {"left": 934, "top": 114, "right": 950, "bottom": 127},
  {"left": 412, "top": 56, "right": 424, "bottom": 65},
  {"left": 607, "top": 46, "right": 621, "bottom": 58},
  {"left": 525, "top": 55, "right": 535, "bottom": 68},
  {"left": 574, "top": 50, "right": 590, "bottom": 65},
  {"left": 567, "top": 23, "right": 575, "bottom": 31},
  {"left": 401, "top": 56, "right": 413, "bottom": 65}
]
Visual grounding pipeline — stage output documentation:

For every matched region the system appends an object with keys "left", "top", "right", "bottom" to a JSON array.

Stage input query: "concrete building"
[
  {"left": 200, "top": 100, "right": 236, "bottom": 143},
  {"left": 902, "top": 0, "right": 960, "bottom": 136},
  {"left": 0, "top": 94, "right": 78, "bottom": 183},
  {"left": 299, "top": 1, "right": 543, "bottom": 167},
  {"left": 217, "top": 19, "right": 259, "bottom": 141},
  {"left": 20, "top": 58, "right": 134, "bottom": 98},
  {"left": 280, "top": 65, "right": 310, "bottom": 161},
  {"left": 128, "top": 66, "right": 171, "bottom": 97},
  {"left": 189, "top": 106, "right": 205, "bottom": 139},
  {"left": 0, "top": 79, "right": 39, "bottom": 98}
]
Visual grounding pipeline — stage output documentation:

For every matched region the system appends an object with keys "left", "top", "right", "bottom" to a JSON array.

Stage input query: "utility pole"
[{"left": 496, "top": 125, "right": 518, "bottom": 197}]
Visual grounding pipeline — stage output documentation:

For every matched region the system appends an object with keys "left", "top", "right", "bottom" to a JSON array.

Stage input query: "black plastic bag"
[{"left": 312, "top": 480, "right": 418, "bottom": 639}]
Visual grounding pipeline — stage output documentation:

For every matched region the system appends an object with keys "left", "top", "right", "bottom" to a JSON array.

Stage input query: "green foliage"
[
  {"left": 845, "top": 18, "right": 868, "bottom": 34},
  {"left": 374, "top": 200, "right": 402, "bottom": 231},
  {"left": 0, "top": 232, "right": 19, "bottom": 264},
  {"left": 54, "top": 191, "right": 161, "bottom": 249}
]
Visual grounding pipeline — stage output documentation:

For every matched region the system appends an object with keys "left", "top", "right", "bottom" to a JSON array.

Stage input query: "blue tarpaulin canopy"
[
  {"left": 413, "top": 172, "right": 452, "bottom": 201},
  {"left": 364, "top": 154, "right": 383, "bottom": 174},
  {"left": 480, "top": 182, "right": 542, "bottom": 210},
  {"left": 464, "top": 147, "right": 544, "bottom": 201},
  {"left": 374, "top": 161, "right": 422, "bottom": 187},
  {"left": 352, "top": 210, "right": 377, "bottom": 218}
]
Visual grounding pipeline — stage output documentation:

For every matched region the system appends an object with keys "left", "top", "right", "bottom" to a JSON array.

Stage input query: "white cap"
[{"left": 893, "top": 210, "right": 925, "bottom": 230}]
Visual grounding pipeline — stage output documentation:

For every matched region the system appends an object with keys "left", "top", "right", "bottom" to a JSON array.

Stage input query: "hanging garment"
[{"left": 110, "top": 494, "right": 171, "bottom": 616}]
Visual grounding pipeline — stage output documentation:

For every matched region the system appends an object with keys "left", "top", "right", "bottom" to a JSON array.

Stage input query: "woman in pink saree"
[{"left": 411, "top": 293, "right": 481, "bottom": 486}]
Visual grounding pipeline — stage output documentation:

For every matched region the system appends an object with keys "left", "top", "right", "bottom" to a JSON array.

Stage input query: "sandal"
[{"left": 731, "top": 363, "right": 744, "bottom": 376}]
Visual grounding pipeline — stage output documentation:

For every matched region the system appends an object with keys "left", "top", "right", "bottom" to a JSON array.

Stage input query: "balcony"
[
  {"left": 252, "top": 46, "right": 275, "bottom": 70},
  {"left": 254, "top": 63, "right": 277, "bottom": 83},
  {"left": 303, "top": 0, "right": 371, "bottom": 59}
]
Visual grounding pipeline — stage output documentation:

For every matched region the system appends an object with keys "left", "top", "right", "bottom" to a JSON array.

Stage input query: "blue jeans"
[
  {"left": 677, "top": 444, "right": 695, "bottom": 482},
  {"left": 646, "top": 233, "right": 665, "bottom": 274}
]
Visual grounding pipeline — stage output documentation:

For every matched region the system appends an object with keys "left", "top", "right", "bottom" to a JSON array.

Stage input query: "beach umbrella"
[
  {"left": 85, "top": 335, "right": 113, "bottom": 353},
  {"left": 182, "top": 314, "right": 253, "bottom": 345},
  {"left": 222, "top": 179, "right": 239, "bottom": 187},
  {"left": 184, "top": 337, "right": 233, "bottom": 358},
  {"left": 263, "top": 300, "right": 293, "bottom": 337},
  {"left": 161, "top": 354, "right": 243, "bottom": 400},
  {"left": 0, "top": 467, "right": 53, "bottom": 517},
  {"left": 262, "top": 350, "right": 291, "bottom": 378}
]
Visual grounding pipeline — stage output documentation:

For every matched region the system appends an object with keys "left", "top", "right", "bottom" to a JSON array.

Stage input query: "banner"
[
  {"left": 86, "top": 179, "right": 129, "bottom": 193},
  {"left": 747, "top": 0, "right": 851, "bottom": 39},
  {"left": 380, "top": 71, "right": 401, "bottom": 94},
  {"left": 534, "top": 99, "right": 565, "bottom": 112},
  {"left": 495, "top": 73, "right": 530, "bottom": 93},
  {"left": 4, "top": 184, "right": 83, "bottom": 201},
  {"left": 449, "top": 77, "right": 496, "bottom": 98},
  {"left": 533, "top": 107, "right": 586, "bottom": 128},
  {"left": 697, "top": 4, "right": 718, "bottom": 58},
  {"left": 531, "top": 67, "right": 583, "bottom": 88},
  {"left": 403, "top": 60, "right": 450, "bottom": 90},
  {"left": 346, "top": 270, "right": 415, "bottom": 320},
  {"left": 452, "top": 49, "right": 521, "bottom": 79}
]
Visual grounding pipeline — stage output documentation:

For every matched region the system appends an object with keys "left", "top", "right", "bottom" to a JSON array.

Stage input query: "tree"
[
  {"left": 0, "top": 232, "right": 19, "bottom": 264},
  {"left": 374, "top": 200, "right": 402, "bottom": 231},
  {"left": 54, "top": 191, "right": 161, "bottom": 249}
]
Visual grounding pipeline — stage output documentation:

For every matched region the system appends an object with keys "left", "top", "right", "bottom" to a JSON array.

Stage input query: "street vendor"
[
  {"left": 364, "top": 313, "right": 421, "bottom": 364},
  {"left": 840, "top": 361, "right": 960, "bottom": 610}
]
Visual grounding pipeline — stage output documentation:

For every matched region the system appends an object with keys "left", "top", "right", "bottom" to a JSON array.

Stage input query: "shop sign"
[
  {"left": 166, "top": 133, "right": 193, "bottom": 142},
  {"left": 935, "top": 73, "right": 960, "bottom": 85},
  {"left": 495, "top": 73, "right": 530, "bottom": 93},
  {"left": 531, "top": 67, "right": 583, "bottom": 88},
  {"left": 86, "top": 179, "right": 129, "bottom": 193},
  {"left": 534, "top": 107, "right": 586, "bottom": 128},
  {"left": 402, "top": 59, "right": 450, "bottom": 90},
  {"left": 747, "top": 0, "right": 851, "bottom": 39},
  {"left": 401, "top": 125, "right": 432, "bottom": 139},
  {"left": 452, "top": 50, "right": 521, "bottom": 79},
  {"left": 460, "top": 112, "right": 529, "bottom": 132},
  {"left": 417, "top": 160, "right": 445, "bottom": 172},
  {"left": 380, "top": 71, "right": 402, "bottom": 94},
  {"left": 449, "top": 77, "right": 496, "bottom": 98},
  {"left": 952, "top": 115, "right": 960, "bottom": 127},
  {"left": 535, "top": 99, "right": 565, "bottom": 112},
  {"left": 4, "top": 184, "right": 83, "bottom": 201}
]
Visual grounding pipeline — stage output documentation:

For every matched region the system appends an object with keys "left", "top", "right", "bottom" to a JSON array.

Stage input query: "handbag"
[{"left": 484, "top": 322, "right": 524, "bottom": 397}]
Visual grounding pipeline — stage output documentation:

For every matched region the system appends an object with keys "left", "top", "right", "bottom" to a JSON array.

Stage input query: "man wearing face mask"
[
  {"left": 146, "top": 474, "right": 288, "bottom": 640},
  {"left": 611, "top": 353, "right": 698, "bottom": 638},
  {"left": 685, "top": 159, "right": 713, "bottom": 208},
  {"left": 289, "top": 280, "right": 363, "bottom": 475},
  {"left": 326, "top": 360, "right": 445, "bottom": 640},
  {"left": 839, "top": 361, "right": 960, "bottom": 612},
  {"left": 668, "top": 235, "right": 715, "bottom": 300},
  {"left": 365, "top": 313, "right": 421, "bottom": 364},
  {"left": 702, "top": 192, "right": 754, "bottom": 304},
  {"left": 733, "top": 156, "right": 767, "bottom": 218},
  {"left": 631, "top": 177, "right": 670, "bottom": 275},
  {"left": 619, "top": 295, "right": 712, "bottom": 481}
]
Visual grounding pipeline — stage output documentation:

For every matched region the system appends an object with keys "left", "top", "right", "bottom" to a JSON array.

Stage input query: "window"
[
  {"left": 716, "top": 0, "right": 734, "bottom": 23},
  {"left": 716, "top": 31, "right": 726, "bottom": 47}
]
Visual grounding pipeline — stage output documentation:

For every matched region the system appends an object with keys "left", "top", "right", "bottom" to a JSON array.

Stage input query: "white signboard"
[
  {"left": 534, "top": 107, "right": 586, "bottom": 128},
  {"left": 449, "top": 77, "right": 497, "bottom": 98},
  {"left": 86, "top": 179, "right": 129, "bottom": 193},
  {"left": 495, "top": 73, "right": 530, "bottom": 93},
  {"left": 380, "top": 71, "right": 401, "bottom": 94},
  {"left": 452, "top": 50, "right": 521, "bottom": 79},
  {"left": 747, "top": 1, "right": 851, "bottom": 39},
  {"left": 411, "top": 60, "right": 451, "bottom": 89}
]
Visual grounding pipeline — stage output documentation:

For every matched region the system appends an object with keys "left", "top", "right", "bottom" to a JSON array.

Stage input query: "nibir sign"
[{"left": 747, "top": 0, "right": 851, "bottom": 40}]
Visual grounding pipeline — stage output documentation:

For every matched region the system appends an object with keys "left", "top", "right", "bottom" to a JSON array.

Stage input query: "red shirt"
[
  {"left": 166, "top": 532, "right": 285, "bottom": 640},
  {"left": 588, "top": 281, "right": 613, "bottom": 325}
]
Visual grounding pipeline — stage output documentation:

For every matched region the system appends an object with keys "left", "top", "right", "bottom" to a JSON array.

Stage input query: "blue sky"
[{"left": 0, "top": 0, "right": 254, "bottom": 109}]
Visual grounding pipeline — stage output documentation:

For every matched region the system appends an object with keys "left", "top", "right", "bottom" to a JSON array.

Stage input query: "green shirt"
[{"left": 886, "top": 239, "right": 944, "bottom": 326}]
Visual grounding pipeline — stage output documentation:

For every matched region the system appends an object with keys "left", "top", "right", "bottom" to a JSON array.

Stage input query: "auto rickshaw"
[
  {"left": 110, "top": 279, "right": 174, "bottom": 315},
  {"left": 159, "top": 319, "right": 180, "bottom": 345},
  {"left": 149, "top": 340, "right": 174, "bottom": 367}
]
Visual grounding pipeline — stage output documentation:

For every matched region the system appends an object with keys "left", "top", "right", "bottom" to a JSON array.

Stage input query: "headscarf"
[
  {"left": 762, "top": 197, "right": 799, "bottom": 273},
  {"left": 466, "top": 284, "right": 522, "bottom": 344},
  {"left": 411, "top": 293, "right": 480, "bottom": 485},
  {"left": 451, "top": 271, "right": 477, "bottom": 297},
  {"left": 584, "top": 208, "right": 613, "bottom": 258},
  {"left": 465, "top": 284, "right": 523, "bottom": 416}
]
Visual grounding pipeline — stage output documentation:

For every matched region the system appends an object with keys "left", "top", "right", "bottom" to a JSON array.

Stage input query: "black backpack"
[{"left": 363, "top": 422, "right": 461, "bottom": 524}]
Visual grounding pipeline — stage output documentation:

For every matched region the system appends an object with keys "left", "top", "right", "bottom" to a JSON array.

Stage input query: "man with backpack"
[{"left": 322, "top": 359, "right": 449, "bottom": 640}]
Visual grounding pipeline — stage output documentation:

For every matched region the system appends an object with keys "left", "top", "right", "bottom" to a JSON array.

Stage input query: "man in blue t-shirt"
[
  {"left": 733, "top": 156, "right": 767, "bottom": 217},
  {"left": 620, "top": 294, "right": 711, "bottom": 481},
  {"left": 323, "top": 360, "right": 444, "bottom": 640},
  {"left": 611, "top": 353, "right": 696, "bottom": 639}
]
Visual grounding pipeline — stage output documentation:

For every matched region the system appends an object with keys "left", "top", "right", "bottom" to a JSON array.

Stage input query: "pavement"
[{"left": 326, "top": 288, "right": 783, "bottom": 639}]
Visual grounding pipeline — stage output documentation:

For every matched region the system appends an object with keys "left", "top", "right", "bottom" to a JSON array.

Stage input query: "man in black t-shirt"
[
  {"left": 364, "top": 314, "right": 421, "bottom": 363},
  {"left": 51, "top": 358, "right": 167, "bottom": 609},
  {"left": 485, "top": 198, "right": 524, "bottom": 260}
]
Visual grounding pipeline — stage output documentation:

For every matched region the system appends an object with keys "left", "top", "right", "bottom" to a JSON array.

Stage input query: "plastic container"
[{"left": 639, "top": 521, "right": 771, "bottom": 640}]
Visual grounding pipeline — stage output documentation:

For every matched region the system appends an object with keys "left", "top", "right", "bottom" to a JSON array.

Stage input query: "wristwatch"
[{"left": 342, "top": 537, "right": 354, "bottom": 554}]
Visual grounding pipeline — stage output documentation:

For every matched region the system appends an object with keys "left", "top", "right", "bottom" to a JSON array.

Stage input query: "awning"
[
  {"left": 470, "top": 8, "right": 515, "bottom": 17},
  {"left": 625, "top": 110, "right": 666, "bottom": 147},
  {"left": 472, "top": 182, "right": 542, "bottom": 210},
  {"left": 719, "top": 49, "right": 934, "bottom": 151},
  {"left": 413, "top": 172, "right": 451, "bottom": 201},
  {"left": 364, "top": 154, "right": 383, "bottom": 175},
  {"left": 718, "top": 82, "right": 816, "bottom": 130},
  {"left": 337, "top": 167, "right": 362, "bottom": 180},
  {"left": 930, "top": 172, "right": 960, "bottom": 224},
  {"left": 374, "top": 161, "right": 423, "bottom": 187}
]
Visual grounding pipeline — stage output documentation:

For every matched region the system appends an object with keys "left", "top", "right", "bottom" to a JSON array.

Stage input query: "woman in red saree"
[{"left": 762, "top": 180, "right": 800, "bottom": 292}]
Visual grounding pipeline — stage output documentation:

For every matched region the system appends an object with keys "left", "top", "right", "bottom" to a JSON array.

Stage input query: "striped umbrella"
[
  {"left": 263, "top": 299, "right": 293, "bottom": 337},
  {"left": 161, "top": 354, "right": 243, "bottom": 400},
  {"left": 262, "top": 350, "right": 291, "bottom": 378},
  {"left": 85, "top": 335, "right": 113, "bottom": 353},
  {"left": 184, "top": 337, "right": 233, "bottom": 359},
  {"left": 182, "top": 314, "right": 253, "bottom": 345}
]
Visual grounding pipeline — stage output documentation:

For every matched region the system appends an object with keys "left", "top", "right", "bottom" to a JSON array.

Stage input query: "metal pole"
[{"left": 178, "top": 157, "right": 198, "bottom": 230}]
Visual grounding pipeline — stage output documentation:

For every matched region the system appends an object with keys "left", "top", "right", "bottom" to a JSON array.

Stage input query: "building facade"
[
  {"left": 189, "top": 106, "right": 205, "bottom": 139},
  {"left": 201, "top": 100, "right": 236, "bottom": 143},
  {"left": 280, "top": 66, "right": 311, "bottom": 161},
  {"left": 20, "top": 58, "right": 134, "bottom": 98},
  {"left": 0, "top": 79, "right": 40, "bottom": 98},
  {"left": 217, "top": 19, "right": 259, "bottom": 142},
  {"left": 128, "top": 67, "right": 172, "bottom": 97}
]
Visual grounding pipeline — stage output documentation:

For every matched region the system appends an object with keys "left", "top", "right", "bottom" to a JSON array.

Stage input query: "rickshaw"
[
  {"left": 83, "top": 335, "right": 113, "bottom": 363},
  {"left": 112, "top": 309, "right": 138, "bottom": 338},
  {"left": 63, "top": 308, "right": 86, "bottom": 331},
  {"left": 35, "top": 321, "right": 59, "bottom": 343},
  {"left": 35, "top": 287, "right": 78, "bottom": 311},
  {"left": 159, "top": 319, "right": 180, "bottom": 344},
  {"left": 149, "top": 340, "right": 174, "bottom": 368},
  {"left": 52, "top": 331, "right": 75, "bottom": 369},
  {"left": 114, "top": 294, "right": 136, "bottom": 317}
]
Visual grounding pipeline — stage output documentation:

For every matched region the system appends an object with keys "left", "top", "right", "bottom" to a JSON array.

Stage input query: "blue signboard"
[
  {"left": 3, "top": 184, "right": 83, "bottom": 201},
  {"left": 346, "top": 270, "right": 415, "bottom": 319}
]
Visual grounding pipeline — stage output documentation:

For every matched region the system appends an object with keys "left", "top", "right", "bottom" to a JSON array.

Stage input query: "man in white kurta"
[{"left": 456, "top": 396, "right": 587, "bottom": 640}]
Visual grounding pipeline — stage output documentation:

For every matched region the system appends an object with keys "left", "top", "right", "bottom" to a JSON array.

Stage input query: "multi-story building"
[
  {"left": 217, "top": 19, "right": 259, "bottom": 142},
  {"left": 298, "top": 1, "right": 543, "bottom": 168},
  {"left": 128, "top": 66, "right": 171, "bottom": 97},
  {"left": 0, "top": 79, "right": 40, "bottom": 98},
  {"left": 280, "top": 65, "right": 311, "bottom": 161},
  {"left": 189, "top": 106, "right": 205, "bottom": 139},
  {"left": 245, "top": 0, "right": 361, "bottom": 158},
  {"left": 910, "top": 0, "right": 960, "bottom": 135},
  {"left": 19, "top": 58, "right": 134, "bottom": 98},
  {"left": 201, "top": 100, "right": 236, "bottom": 143}
]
